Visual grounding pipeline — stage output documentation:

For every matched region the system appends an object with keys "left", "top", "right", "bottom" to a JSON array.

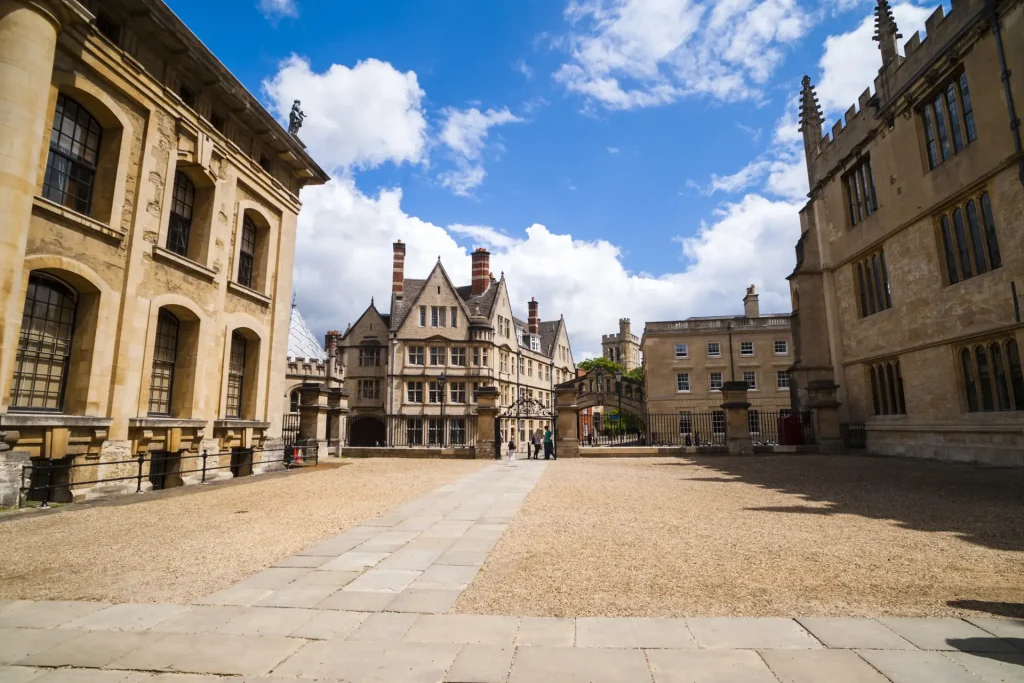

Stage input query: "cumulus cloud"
[
  {"left": 262, "top": 56, "right": 428, "bottom": 170},
  {"left": 606, "top": 146, "right": 620, "bottom": 154},
  {"left": 437, "top": 107, "right": 524, "bottom": 196},
  {"left": 555, "top": 0, "right": 813, "bottom": 110},
  {"left": 294, "top": 177, "right": 801, "bottom": 358},
  {"left": 259, "top": 0, "right": 297, "bottom": 19}
]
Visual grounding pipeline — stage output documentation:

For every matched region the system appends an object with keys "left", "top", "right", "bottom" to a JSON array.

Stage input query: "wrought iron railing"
[
  {"left": 841, "top": 422, "right": 867, "bottom": 449},
  {"left": 18, "top": 445, "right": 317, "bottom": 509},
  {"left": 366, "top": 415, "right": 478, "bottom": 448},
  {"left": 749, "top": 410, "right": 816, "bottom": 446},
  {"left": 578, "top": 410, "right": 816, "bottom": 448}
]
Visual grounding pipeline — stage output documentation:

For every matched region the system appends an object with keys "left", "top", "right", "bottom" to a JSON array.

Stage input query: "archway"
[{"left": 349, "top": 416, "right": 386, "bottom": 447}]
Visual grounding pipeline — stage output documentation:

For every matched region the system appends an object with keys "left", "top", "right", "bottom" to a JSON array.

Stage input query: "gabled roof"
[
  {"left": 341, "top": 300, "right": 387, "bottom": 343},
  {"left": 538, "top": 320, "right": 560, "bottom": 356},
  {"left": 287, "top": 307, "right": 327, "bottom": 360},
  {"left": 389, "top": 262, "right": 499, "bottom": 331}
]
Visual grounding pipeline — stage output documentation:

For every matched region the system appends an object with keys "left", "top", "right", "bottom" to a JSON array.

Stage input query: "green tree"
[{"left": 577, "top": 356, "right": 624, "bottom": 374}]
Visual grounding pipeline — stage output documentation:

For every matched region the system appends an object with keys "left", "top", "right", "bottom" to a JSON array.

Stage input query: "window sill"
[
  {"left": 214, "top": 419, "right": 270, "bottom": 430},
  {"left": 130, "top": 417, "right": 207, "bottom": 429},
  {"left": 2, "top": 413, "right": 113, "bottom": 429},
  {"left": 152, "top": 246, "right": 217, "bottom": 282},
  {"left": 227, "top": 281, "right": 271, "bottom": 307},
  {"left": 33, "top": 196, "right": 126, "bottom": 242}
]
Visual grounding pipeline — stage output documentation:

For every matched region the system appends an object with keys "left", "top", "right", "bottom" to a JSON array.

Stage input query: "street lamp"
[
  {"left": 614, "top": 370, "right": 623, "bottom": 444},
  {"left": 438, "top": 372, "right": 447, "bottom": 447}
]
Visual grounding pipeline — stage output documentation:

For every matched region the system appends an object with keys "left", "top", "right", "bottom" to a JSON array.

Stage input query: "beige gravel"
[
  {"left": 455, "top": 456, "right": 1024, "bottom": 618},
  {"left": 0, "top": 458, "right": 486, "bottom": 604}
]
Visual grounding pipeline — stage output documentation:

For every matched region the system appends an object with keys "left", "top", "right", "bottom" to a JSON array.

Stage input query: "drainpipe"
[
  {"left": 727, "top": 322, "right": 736, "bottom": 382},
  {"left": 986, "top": 0, "right": 1024, "bottom": 191}
]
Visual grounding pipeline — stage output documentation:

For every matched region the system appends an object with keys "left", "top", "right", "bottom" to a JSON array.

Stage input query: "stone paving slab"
[
  {"left": 107, "top": 633, "right": 305, "bottom": 676},
  {"left": 254, "top": 584, "right": 341, "bottom": 608},
  {"left": 944, "top": 651, "right": 1024, "bottom": 682},
  {"left": 576, "top": 617, "right": 697, "bottom": 649},
  {"left": 194, "top": 587, "right": 273, "bottom": 607},
  {"left": 0, "top": 601, "right": 111, "bottom": 629},
  {"left": 317, "top": 590, "right": 396, "bottom": 612},
  {"left": 385, "top": 587, "right": 462, "bottom": 614},
  {"left": 343, "top": 568, "right": 422, "bottom": 593},
  {"left": 856, "top": 649, "right": 987, "bottom": 683},
  {"left": 291, "top": 568, "right": 361, "bottom": 588},
  {"left": 795, "top": 617, "right": 916, "bottom": 650},
  {"left": 346, "top": 612, "right": 420, "bottom": 642},
  {"left": 216, "top": 607, "right": 318, "bottom": 637},
  {"left": 686, "top": 618, "right": 822, "bottom": 650},
  {"left": 402, "top": 614, "right": 520, "bottom": 647},
  {"left": 877, "top": 617, "right": 1019, "bottom": 653},
  {"left": 646, "top": 649, "right": 779, "bottom": 683},
  {"left": 317, "top": 551, "right": 390, "bottom": 572},
  {"left": 759, "top": 649, "right": 891, "bottom": 683},
  {"left": 516, "top": 616, "right": 576, "bottom": 647},
  {"left": 287, "top": 609, "right": 368, "bottom": 640},
  {"left": 444, "top": 644, "right": 514, "bottom": 683},
  {"left": 58, "top": 604, "right": 189, "bottom": 632},
  {"left": 508, "top": 645, "right": 653, "bottom": 683},
  {"left": 271, "top": 640, "right": 461, "bottom": 682},
  {"left": 964, "top": 617, "right": 1024, "bottom": 643},
  {"left": 16, "top": 630, "right": 168, "bottom": 669},
  {"left": 148, "top": 606, "right": 249, "bottom": 634},
  {"left": 270, "top": 555, "right": 332, "bottom": 568},
  {"left": 0, "top": 627, "right": 80, "bottom": 665}
]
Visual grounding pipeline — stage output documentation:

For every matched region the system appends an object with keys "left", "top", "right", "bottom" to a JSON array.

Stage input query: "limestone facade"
[
  {"left": 601, "top": 318, "right": 641, "bottom": 371},
  {"left": 0, "top": 0, "right": 327, "bottom": 497},
  {"left": 334, "top": 243, "right": 576, "bottom": 451},
  {"left": 641, "top": 287, "right": 795, "bottom": 420},
  {"left": 789, "top": 0, "right": 1024, "bottom": 464}
]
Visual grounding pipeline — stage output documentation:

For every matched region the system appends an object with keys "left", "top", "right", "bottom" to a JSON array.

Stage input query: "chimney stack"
[
  {"left": 528, "top": 298, "right": 540, "bottom": 334},
  {"left": 471, "top": 248, "right": 490, "bottom": 296},
  {"left": 392, "top": 241, "right": 406, "bottom": 297},
  {"left": 743, "top": 285, "right": 760, "bottom": 318}
]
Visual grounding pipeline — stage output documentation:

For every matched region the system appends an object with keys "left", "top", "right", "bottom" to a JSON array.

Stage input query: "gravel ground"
[
  {"left": 455, "top": 456, "right": 1024, "bottom": 618},
  {"left": 0, "top": 458, "right": 487, "bottom": 604}
]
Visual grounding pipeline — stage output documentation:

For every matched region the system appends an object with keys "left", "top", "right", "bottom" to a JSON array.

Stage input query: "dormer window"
[
  {"left": 530, "top": 335, "right": 540, "bottom": 352},
  {"left": 179, "top": 85, "right": 196, "bottom": 109}
]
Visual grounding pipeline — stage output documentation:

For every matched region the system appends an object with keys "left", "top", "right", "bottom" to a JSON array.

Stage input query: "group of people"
[{"left": 507, "top": 427, "right": 554, "bottom": 461}]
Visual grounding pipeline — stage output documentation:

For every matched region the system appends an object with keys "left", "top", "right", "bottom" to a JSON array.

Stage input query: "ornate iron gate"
[{"left": 496, "top": 396, "right": 555, "bottom": 459}]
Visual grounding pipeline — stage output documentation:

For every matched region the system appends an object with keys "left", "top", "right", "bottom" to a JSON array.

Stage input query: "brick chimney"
[
  {"left": 392, "top": 241, "right": 406, "bottom": 297},
  {"left": 528, "top": 298, "right": 540, "bottom": 334},
  {"left": 471, "top": 248, "right": 490, "bottom": 296},
  {"left": 324, "top": 330, "right": 341, "bottom": 354},
  {"left": 743, "top": 285, "right": 760, "bottom": 318}
]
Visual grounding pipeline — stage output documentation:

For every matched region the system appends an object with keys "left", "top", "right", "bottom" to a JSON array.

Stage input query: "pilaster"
[{"left": 721, "top": 381, "right": 753, "bottom": 456}]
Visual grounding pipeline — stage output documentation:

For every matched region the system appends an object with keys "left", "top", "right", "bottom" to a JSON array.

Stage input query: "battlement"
[
  {"left": 807, "top": 0, "right": 980, "bottom": 184},
  {"left": 601, "top": 332, "right": 640, "bottom": 344},
  {"left": 287, "top": 357, "right": 328, "bottom": 377}
]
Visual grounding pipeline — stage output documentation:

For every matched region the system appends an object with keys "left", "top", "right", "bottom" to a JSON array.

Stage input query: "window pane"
[
  {"left": 895, "top": 362, "right": 906, "bottom": 414},
  {"left": 869, "top": 367, "right": 880, "bottom": 415},
  {"left": 923, "top": 104, "right": 939, "bottom": 168},
  {"left": 933, "top": 94, "right": 952, "bottom": 161},
  {"left": 979, "top": 193, "right": 1001, "bottom": 269},
  {"left": 975, "top": 346, "right": 994, "bottom": 411},
  {"left": 872, "top": 253, "right": 886, "bottom": 312},
  {"left": 1006, "top": 340, "right": 1024, "bottom": 410},
  {"left": 44, "top": 94, "right": 102, "bottom": 214},
  {"left": 961, "top": 348, "right": 979, "bottom": 412},
  {"left": 167, "top": 172, "right": 195, "bottom": 256},
  {"left": 952, "top": 208, "right": 972, "bottom": 279},
  {"left": 879, "top": 250, "right": 891, "bottom": 308},
  {"left": 850, "top": 172, "right": 863, "bottom": 224},
  {"left": 960, "top": 73, "right": 977, "bottom": 142},
  {"left": 227, "top": 332, "right": 246, "bottom": 418},
  {"left": 885, "top": 363, "right": 898, "bottom": 416},
  {"left": 945, "top": 85, "right": 964, "bottom": 152},
  {"left": 940, "top": 215, "right": 959, "bottom": 284},
  {"left": 990, "top": 343, "right": 1011, "bottom": 410},
  {"left": 148, "top": 309, "right": 179, "bottom": 415},
  {"left": 846, "top": 176, "right": 858, "bottom": 225},
  {"left": 962, "top": 200, "right": 987, "bottom": 275},
  {"left": 856, "top": 263, "right": 869, "bottom": 317},
  {"left": 11, "top": 274, "right": 77, "bottom": 411}
]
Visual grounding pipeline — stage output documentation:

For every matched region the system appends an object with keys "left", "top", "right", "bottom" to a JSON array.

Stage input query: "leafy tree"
[
  {"left": 625, "top": 367, "right": 644, "bottom": 382},
  {"left": 577, "top": 356, "right": 624, "bottom": 374}
]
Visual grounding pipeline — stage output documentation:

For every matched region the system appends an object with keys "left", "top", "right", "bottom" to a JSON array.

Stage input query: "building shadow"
[
  {"left": 948, "top": 600, "right": 1024, "bottom": 618},
  {"left": 680, "top": 454, "right": 1024, "bottom": 552},
  {"left": 945, "top": 638, "right": 1024, "bottom": 670}
]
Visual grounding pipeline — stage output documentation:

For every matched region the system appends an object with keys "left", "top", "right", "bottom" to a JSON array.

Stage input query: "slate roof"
[
  {"left": 538, "top": 320, "right": 561, "bottom": 356},
  {"left": 287, "top": 307, "right": 327, "bottom": 360}
]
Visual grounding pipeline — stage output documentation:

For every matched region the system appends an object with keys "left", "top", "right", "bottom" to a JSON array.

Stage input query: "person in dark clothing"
[{"left": 543, "top": 427, "right": 555, "bottom": 459}]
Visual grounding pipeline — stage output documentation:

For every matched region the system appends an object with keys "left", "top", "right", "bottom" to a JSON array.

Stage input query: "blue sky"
[{"left": 168, "top": 0, "right": 943, "bottom": 358}]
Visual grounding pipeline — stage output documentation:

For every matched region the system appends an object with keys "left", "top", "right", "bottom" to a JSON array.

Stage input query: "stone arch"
[
  {"left": 220, "top": 313, "right": 268, "bottom": 421},
  {"left": 138, "top": 294, "right": 210, "bottom": 418},
  {"left": 44, "top": 71, "right": 135, "bottom": 227},
  {"left": 233, "top": 200, "right": 279, "bottom": 295},
  {"left": 349, "top": 416, "right": 387, "bottom": 447}
]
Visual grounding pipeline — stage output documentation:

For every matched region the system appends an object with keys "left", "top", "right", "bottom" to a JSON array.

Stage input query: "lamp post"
[
  {"left": 438, "top": 373, "right": 447, "bottom": 447},
  {"left": 614, "top": 370, "right": 623, "bottom": 445}
]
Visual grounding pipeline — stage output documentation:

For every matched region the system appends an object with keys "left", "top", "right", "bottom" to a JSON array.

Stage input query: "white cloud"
[
  {"left": 437, "top": 107, "right": 524, "bottom": 196},
  {"left": 606, "top": 146, "right": 620, "bottom": 154},
  {"left": 293, "top": 177, "right": 801, "bottom": 359},
  {"left": 514, "top": 59, "right": 534, "bottom": 80},
  {"left": 262, "top": 56, "right": 428, "bottom": 170},
  {"left": 555, "top": 0, "right": 813, "bottom": 110},
  {"left": 259, "top": 0, "right": 297, "bottom": 19},
  {"left": 816, "top": 2, "right": 934, "bottom": 119}
]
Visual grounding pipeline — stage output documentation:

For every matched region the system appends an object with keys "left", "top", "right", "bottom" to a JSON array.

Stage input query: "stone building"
[
  {"left": 789, "top": 0, "right": 1023, "bottom": 463},
  {"left": 335, "top": 242, "right": 576, "bottom": 451},
  {"left": 641, "top": 287, "right": 794, "bottom": 439},
  {"left": 601, "top": 319, "right": 642, "bottom": 372},
  {"left": 0, "top": 0, "right": 327, "bottom": 497}
]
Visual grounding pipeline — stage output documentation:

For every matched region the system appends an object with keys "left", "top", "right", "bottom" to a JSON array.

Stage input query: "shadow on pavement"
[{"left": 948, "top": 600, "right": 1024, "bottom": 618}]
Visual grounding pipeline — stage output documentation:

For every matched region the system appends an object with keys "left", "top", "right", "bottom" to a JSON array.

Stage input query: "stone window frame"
[
  {"left": 223, "top": 326, "right": 262, "bottom": 420},
  {"left": 774, "top": 340, "right": 788, "bottom": 355},
  {"left": 407, "top": 381, "right": 424, "bottom": 404},
  {"left": 408, "top": 346, "right": 424, "bottom": 365},
  {"left": 919, "top": 69, "right": 977, "bottom": 171},
  {"left": 743, "top": 370, "right": 757, "bottom": 390},
  {"left": 406, "top": 417, "right": 424, "bottom": 445},
  {"left": 740, "top": 341, "right": 754, "bottom": 357},
  {"left": 37, "top": 74, "right": 135, "bottom": 232},
  {"left": 853, "top": 247, "right": 892, "bottom": 318},
  {"left": 866, "top": 358, "right": 906, "bottom": 417},
  {"left": 674, "top": 343, "right": 688, "bottom": 358},
  {"left": 419, "top": 306, "right": 426, "bottom": 327},
  {"left": 776, "top": 370, "right": 791, "bottom": 390},
  {"left": 450, "top": 382, "right": 467, "bottom": 404},
  {"left": 707, "top": 342, "right": 722, "bottom": 358},
  {"left": 842, "top": 155, "right": 878, "bottom": 228},
  {"left": 748, "top": 409, "right": 761, "bottom": 436},
  {"left": 709, "top": 372, "right": 723, "bottom": 391},
  {"left": 936, "top": 191, "right": 1001, "bottom": 287},
  {"left": 231, "top": 202, "right": 278, "bottom": 296},
  {"left": 429, "top": 346, "right": 446, "bottom": 366},
  {"left": 676, "top": 373, "right": 690, "bottom": 393},
  {"left": 450, "top": 347, "right": 466, "bottom": 367},
  {"left": 957, "top": 336, "right": 1024, "bottom": 413},
  {"left": 712, "top": 410, "right": 726, "bottom": 436}
]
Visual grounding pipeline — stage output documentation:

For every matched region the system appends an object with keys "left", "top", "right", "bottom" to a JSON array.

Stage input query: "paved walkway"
[{"left": 1, "top": 460, "right": 1023, "bottom": 682}]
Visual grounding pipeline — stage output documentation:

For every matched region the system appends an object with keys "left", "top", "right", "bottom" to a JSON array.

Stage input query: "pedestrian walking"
[
  {"left": 507, "top": 437, "right": 517, "bottom": 462},
  {"left": 533, "top": 429, "right": 542, "bottom": 459},
  {"left": 544, "top": 426, "right": 554, "bottom": 460},
  {"left": 528, "top": 430, "right": 538, "bottom": 459}
]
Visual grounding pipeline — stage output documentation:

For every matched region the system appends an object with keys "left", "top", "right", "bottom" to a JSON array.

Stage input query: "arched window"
[
  {"left": 965, "top": 200, "right": 987, "bottom": 274},
  {"left": 226, "top": 332, "right": 247, "bottom": 418},
  {"left": 952, "top": 208, "right": 972, "bottom": 280},
  {"left": 167, "top": 171, "right": 195, "bottom": 256},
  {"left": 867, "top": 359, "right": 906, "bottom": 416},
  {"left": 990, "top": 343, "right": 1010, "bottom": 411},
  {"left": 148, "top": 309, "right": 179, "bottom": 415},
  {"left": 939, "top": 215, "right": 958, "bottom": 285},
  {"left": 10, "top": 274, "right": 77, "bottom": 410},
  {"left": 237, "top": 214, "right": 257, "bottom": 288},
  {"left": 960, "top": 339, "right": 1023, "bottom": 412},
  {"left": 975, "top": 345, "right": 994, "bottom": 411},
  {"left": 961, "top": 348, "right": 979, "bottom": 412},
  {"left": 43, "top": 94, "right": 102, "bottom": 215},
  {"left": 290, "top": 390, "right": 299, "bottom": 413}
]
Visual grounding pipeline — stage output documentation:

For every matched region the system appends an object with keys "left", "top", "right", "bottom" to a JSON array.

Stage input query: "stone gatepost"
[
  {"left": 806, "top": 379, "right": 842, "bottom": 453},
  {"left": 326, "top": 387, "right": 350, "bottom": 456},
  {"left": 298, "top": 382, "right": 330, "bottom": 461},
  {"left": 474, "top": 386, "right": 500, "bottom": 459},
  {"left": 720, "top": 381, "right": 753, "bottom": 455},
  {"left": 554, "top": 386, "right": 580, "bottom": 458}
]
